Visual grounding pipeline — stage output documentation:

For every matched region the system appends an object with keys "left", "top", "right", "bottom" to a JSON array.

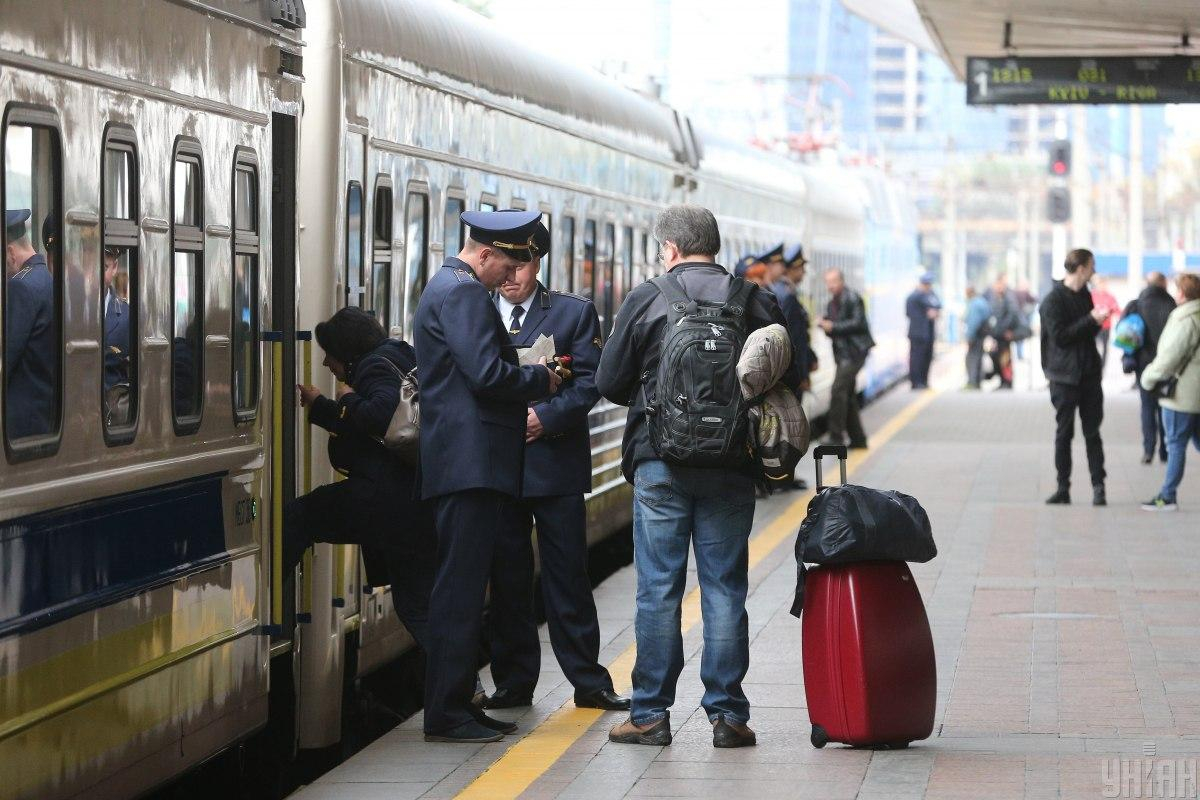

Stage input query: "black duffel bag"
[{"left": 789, "top": 445, "right": 936, "bottom": 616}]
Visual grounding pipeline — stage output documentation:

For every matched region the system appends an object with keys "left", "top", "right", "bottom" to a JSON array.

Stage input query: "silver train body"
[{"left": 0, "top": 1, "right": 917, "bottom": 797}]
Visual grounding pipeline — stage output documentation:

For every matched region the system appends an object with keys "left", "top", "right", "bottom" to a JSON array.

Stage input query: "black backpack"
[{"left": 644, "top": 272, "right": 755, "bottom": 468}]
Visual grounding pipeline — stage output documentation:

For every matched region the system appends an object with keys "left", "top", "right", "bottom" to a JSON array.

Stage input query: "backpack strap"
[
  {"left": 723, "top": 277, "right": 755, "bottom": 328},
  {"left": 651, "top": 272, "right": 698, "bottom": 325}
]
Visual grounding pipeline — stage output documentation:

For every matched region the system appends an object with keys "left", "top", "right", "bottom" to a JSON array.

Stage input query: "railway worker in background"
[
  {"left": 1122, "top": 271, "right": 1176, "bottom": 464},
  {"left": 414, "top": 209, "right": 562, "bottom": 744},
  {"left": 288, "top": 306, "right": 436, "bottom": 647},
  {"left": 744, "top": 262, "right": 769, "bottom": 288},
  {"left": 1040, "top": 248, "right": 1109, "bottom": 507},
  {"left": 733, "top": 253, "right": 756, "bottom": 280},
  {"left": 478, "top": 218, "right": 630, "bottom": 713},
  {"left": 42, "top": 212, "right": 58, "bottom": 274},
  {"left": 780, "top": 244, "right": 818, "bottom": 391},
  {"left": 102, "top": 246, "right": 132, "bottom": 395},
  {"left": 964, "top": 285, "right": 991, "bottom": 390},
  {"left": 598, "top": 205, "right": 801, "bottom": 749},
  {"left": 817, "top": 267, "right": 874, "bottom": 449},
  {"left": 905, "top": 272, "right": 941, "bottom": 390},
  {"left": 4, "top": 208, "right": 55, "bottom": 440}
]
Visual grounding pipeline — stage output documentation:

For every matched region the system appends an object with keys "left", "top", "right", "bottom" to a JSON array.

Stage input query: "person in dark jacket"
[
  {"left": 287, "top": 307, "right": 436, "bottom": 652},
  {"left": 598, "top": 205, "right": 801, "bottom": 750},
  {"left": 817, "top": 268, "right": 875, "bottom": 448},
  {"left": 4, "top": 208, "right": 56, "bottom": 440},
  {"left": 414, "top": 209, "right": 561, "bottom": 744},
  {"left": 905, "top": 272, "right": 941, "bottom": 389},
  {"left": 1121, "top": 272, "right": 1177, "bottom": 463},
  {"left": 985, "top": 274, "right": 1025, "bottom": 390},
  {"left": 777, "top": 244, "right": 819, "bottom": 389},
  {"left": 1039, "top": 248, "right": 1112, "bottom": 506},
  {"left": 479, "top": 221, "right": 629, "bottom": 713}
]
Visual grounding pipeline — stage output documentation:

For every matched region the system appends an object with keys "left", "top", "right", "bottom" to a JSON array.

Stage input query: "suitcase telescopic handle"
[{"left": 813, "top": 444, "right": 848, "bottom": 490}]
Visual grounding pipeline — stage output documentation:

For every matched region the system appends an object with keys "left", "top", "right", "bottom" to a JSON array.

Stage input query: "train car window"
[
  {"left": 101, "top": 126, "right": 140, "bottom": 441},
  {"left": 171, "top": 139, "right": 204, "bottom": 432},
  {"left": 597, "top": 223, "right": 615, "bottom": 335},
  {"left": 619, "top": 225, "right": 633, "bottom": 310},
  {"left": 479, "top": 197, "right": 496, "bottom": 213},
  {"left": 578, "top": 219, "right": 595, "bottom": 302},
  {"left": 371, "top": 180, "right": 393, "bottom": 328},
  {"left": 232, "top": 151, "right": 259, "bottom": 421},
  {"left": 403, "top": 191, "right": 429, "bottom": 335},
  {"left": 556, "top": 216, "right": 574, "bottom": 292},
  {"left": 345, "top": 181, "right": 363, "bottom": 307},
  {"left": 539, "top": 212, "right": 552, "bottom": 287},
  {"left": 444, "top": 195, "right": 464, "bottom": 257},
  {"left": 641, "top": 231, "right": 650, "bottom": 283},
  {"left": 3, "top": 111, "right": 63, "bottom": 455},
  {"left": 509, "top": 196, "right": 526, "bottom": 211}
]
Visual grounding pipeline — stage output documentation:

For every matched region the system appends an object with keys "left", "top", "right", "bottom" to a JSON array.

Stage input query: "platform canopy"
[{"left": 846, "top": 0, "right": 1199, "bottom": 80}]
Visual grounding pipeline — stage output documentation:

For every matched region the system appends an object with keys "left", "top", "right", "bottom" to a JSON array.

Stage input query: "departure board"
[{"left": 966, "top": 56, "right": 1200, "bottom": 105}]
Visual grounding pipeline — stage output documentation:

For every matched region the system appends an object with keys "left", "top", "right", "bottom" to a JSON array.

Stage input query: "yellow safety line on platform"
[{"left": 455, "top": 387, "right": 943, "bottom": 800}]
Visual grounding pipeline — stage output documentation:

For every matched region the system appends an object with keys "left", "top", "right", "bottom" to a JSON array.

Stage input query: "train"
[{"left": 0, "top": 0, "right": 919, "bottom": 797}]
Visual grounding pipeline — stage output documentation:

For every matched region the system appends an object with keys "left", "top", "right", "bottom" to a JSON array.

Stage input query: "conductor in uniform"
[
  {"left": 414, "top": 209, "right": 562, "bottom": 743},
  {"left": 479, "top": 219, "right": 630, "bottom": 712},
  {"left": 4, "top": 208, "right": 55, "bottom": 439}
]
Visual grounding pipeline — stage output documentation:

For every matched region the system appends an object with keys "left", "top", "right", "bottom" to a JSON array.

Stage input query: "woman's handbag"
[{"left": 382, "top": 363, "right": 420, "bottom": 460}]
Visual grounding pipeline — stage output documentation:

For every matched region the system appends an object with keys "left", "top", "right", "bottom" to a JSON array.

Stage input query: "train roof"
[
  {"left": 340, "top": 0, "right": 687, "bottom": 160},
  {"left": 692, "top": 128, "right": 807, "bottom": 203}
]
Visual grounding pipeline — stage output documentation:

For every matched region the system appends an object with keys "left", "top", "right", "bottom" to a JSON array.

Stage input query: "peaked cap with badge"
[
  {"left": 5, "top": 208, "right": 31, "bottom": 241},
  {"left": 461, "top": 208, "right": 542, "bottom": 263}
]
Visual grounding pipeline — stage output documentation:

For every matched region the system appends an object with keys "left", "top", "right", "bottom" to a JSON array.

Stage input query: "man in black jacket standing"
[
  {"left": 1122, "top": 272, "right": 1176, "bottom": 463},
  {"left": 818, "top": 268, "right": 875, "bottom": 448},
  {"left": 1040, "top": 248, "right": 1112, "bottom": 506}
]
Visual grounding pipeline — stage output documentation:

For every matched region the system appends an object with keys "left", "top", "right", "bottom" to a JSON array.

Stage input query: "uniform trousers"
[
  {"left": 487, "top": 493, "right": 612, "bottom": 696},
  {"left": 1049, "top": 376, "right": 1107, "bottom": 490},
  {"left": 424, "top": 488, "right": 514, "bottom": 734},
  {"left": 909, "top": 337, "right": 933, "bottom": 388}
]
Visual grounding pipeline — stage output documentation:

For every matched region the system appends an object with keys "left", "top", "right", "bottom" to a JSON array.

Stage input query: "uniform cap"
[
  {"left": 784, "top": 243, "right": 806, "bottom": 267},
  {"left": 461, "top": 209, "right": 542, "bottom": 263},
  {"left": 919, "top": 272, "right": 935, "bottom": 285},
  {"left": 532, "top": 219, "right": 550, "bottom": 259},
  {"left": 734, "top": 254, "right": 757, "bottom": 278},
  {"left": 5, "top": 208, "right": 31, "bottom": 241},
  {"left": 758, "top": 243, "right": 785, "bottom": 264},
  {"left": 42, "top": 211, "right": 58, "bottom": 249}
]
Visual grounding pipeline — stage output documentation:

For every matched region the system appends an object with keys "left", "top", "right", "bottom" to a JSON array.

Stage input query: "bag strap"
[
  {"left": 651, "top": 272, "right": 697, "bottom": 325},
  {"left": 724, "top": 278, "right": 754, "bottom": 329}
]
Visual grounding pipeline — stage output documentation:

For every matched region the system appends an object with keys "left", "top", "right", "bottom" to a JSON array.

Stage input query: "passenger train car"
[{"left": 0, "top": 1, "right": 918, "bottom": 797}]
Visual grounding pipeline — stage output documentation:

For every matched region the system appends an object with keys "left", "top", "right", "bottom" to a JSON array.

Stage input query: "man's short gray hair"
[{"left": 653, "top": 205, "right": 721, "bottom": 258}]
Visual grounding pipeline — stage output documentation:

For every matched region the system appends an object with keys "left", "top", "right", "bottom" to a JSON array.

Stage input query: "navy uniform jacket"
[
  {"left": 905, "top": 289, "right": 941, "bottom": 341},
  {"left": 771, "top": 279, "right": 817, "bottom": 380},
  {"left": 414, "top": 257, "right": 551, "bottom": 499},
  {"left": 4, "top": 253, "right": 55, "bottom": 438},
  {"left": 103, "top": 291, "right": 132, "bottom": 392},
  {"left": 495, "top": 284, "right": 601, "bottom": 497}
]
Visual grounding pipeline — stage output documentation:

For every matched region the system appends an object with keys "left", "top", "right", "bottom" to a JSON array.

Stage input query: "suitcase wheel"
[{"left": 810, "top": 724, "right": 829, "bottom": 749}]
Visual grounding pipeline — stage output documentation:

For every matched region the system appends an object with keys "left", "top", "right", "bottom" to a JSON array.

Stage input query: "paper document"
[{"left": 517, "top": 333, "right": 556, "bottom": 366}]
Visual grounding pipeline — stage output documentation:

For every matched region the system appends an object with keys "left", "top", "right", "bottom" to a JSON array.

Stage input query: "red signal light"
[{"left": 1053, "top": 161, "right": 1067, "bottom": 175}]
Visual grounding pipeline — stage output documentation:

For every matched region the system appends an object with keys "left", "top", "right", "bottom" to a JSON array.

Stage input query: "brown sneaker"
[
  {"left": 712, "top": 714, "right": 756, "bottom": 748},
  {"left": 608, "top": 716, "right": 672, "bottom": 746}
]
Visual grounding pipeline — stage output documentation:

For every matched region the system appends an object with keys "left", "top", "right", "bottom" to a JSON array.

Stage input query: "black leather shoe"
[
  {"left": 481, "top": 688, "right": 533, "bottom": 709},
  {"left": 424, "top": 720, "right": 504, "bottom": 743},
  {"left": 1093, "top": 485, "right": 1107, "bottom": 507},
  {"left": 575, "top": 687, "right": 630, "bottom": 711},
  {"left": 470, "top": 708, "right": 518, "bottom": 734},
  {"left": 712, "top": 714, "right": 757, "bottom": 748},
  {"left": 1045, "top": 489, "right": 1071, "bottom": 505}
]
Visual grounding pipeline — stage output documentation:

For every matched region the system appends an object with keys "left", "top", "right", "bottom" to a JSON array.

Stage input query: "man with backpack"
[
  {"left": 597, "top": 205, "right": 801, "bottom": 749},
  {"left": 1121, "top": 272, "right": 1176, "bottom": 463}
]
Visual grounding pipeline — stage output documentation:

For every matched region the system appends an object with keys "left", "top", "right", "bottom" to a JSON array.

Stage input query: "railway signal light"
[
  {"left": 1047, "top": 187, "right": 1071, "bottom": 223},
  {"left": 1048, "top": 140, "right": 1071, "bottom": 176}
]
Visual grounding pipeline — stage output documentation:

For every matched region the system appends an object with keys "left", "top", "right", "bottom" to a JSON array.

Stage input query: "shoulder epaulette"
[
  {"left": 452, "top": 268, "right": 476, "bottom": 283},
  {"left": 11, "top": 266, "right": 31, "bottom": 280},
  {"left": 550, "top": 289, "right": 590, "bottom": 303}
]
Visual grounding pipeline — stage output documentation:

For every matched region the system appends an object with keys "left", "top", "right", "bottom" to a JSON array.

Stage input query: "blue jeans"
[
  {"left": 631, "top": 459, "right": 755, "bottom": 727},
  {"left": 1160, "top": 409, "right": 1200, "bottom": 502}
]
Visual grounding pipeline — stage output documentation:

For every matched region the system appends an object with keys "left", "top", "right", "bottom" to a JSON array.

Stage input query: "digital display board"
[{"left": 966, "top": 56, "right": 1200, "bottom": 105}]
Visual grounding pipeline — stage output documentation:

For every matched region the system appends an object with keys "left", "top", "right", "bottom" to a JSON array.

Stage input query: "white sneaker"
[{"left": 1141, "top": 496, "right": 1178, "bottom": 512}]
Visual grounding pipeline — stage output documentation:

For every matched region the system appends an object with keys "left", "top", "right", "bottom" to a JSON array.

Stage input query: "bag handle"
[{"left": 813, "top": 444, "right": 848, "bottom": 490}]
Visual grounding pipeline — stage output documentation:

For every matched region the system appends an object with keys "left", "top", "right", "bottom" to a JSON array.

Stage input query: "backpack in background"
[{"left": 645, "top": 272, "right": 754, "bottom": 468}]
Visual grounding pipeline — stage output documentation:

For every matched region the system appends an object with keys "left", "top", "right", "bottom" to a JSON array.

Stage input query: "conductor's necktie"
[{"left": 509, "top": 305, "right": 524, "bottom": 337}]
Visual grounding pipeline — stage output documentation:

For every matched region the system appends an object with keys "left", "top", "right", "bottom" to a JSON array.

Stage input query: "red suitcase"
[{"left": 800, "top": 449, "right": 936, "bottom": 749}]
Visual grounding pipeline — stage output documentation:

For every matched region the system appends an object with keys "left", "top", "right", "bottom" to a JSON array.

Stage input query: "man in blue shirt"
[{"left": 905, "top": 273, "right": 941, "bottom": 390}]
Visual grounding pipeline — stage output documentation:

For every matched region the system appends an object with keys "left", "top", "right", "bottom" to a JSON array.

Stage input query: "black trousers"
[
  {"left": 424, "top": 488, "right": 513, "bottom": 734},
  {"left": 1049, "top": 377, "right": 1107, "bottom": 490},
  {"left": 283, "top": 482, "right": 435, "bottom": 648},
  {"left": 487, "top": 493, "right": 612, "bottom": 696},
  {"left": 828, "top": 356, "right": 867, "bottom": 444},
  {"left": 909, "top": 338, "right": 933, "bottom": 388}
]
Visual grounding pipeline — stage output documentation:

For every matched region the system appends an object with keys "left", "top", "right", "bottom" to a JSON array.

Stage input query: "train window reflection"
[
  {"left": 444, "top": 196, "right": 464, "bottom": 257},
  {"left": 579, "top": 220, "right": 595, "bottom": 301},
  {"left": 371, "top": 181, "right": 393, "bottom": 328},
  {"left": 346, "top": 182, "right": 363, "bottom": 307},
  {"left": 619, "top": 225, "right": 633, "bottom": 309},
  {"left": 597, "top": 223, "right": 614, "bottom": 335},
  {"left": 3, "top": 116, "right": 63, "bottom": 450},
  {"left": 232, "top": 154, "right": 259, "bottom": 420},
  {"left": 539, "top": 212, "right": 552, "bottom": 287},
  {"left": 557, "top": 216, "right": 574, "bottom": 293},
  {"left": 403, "top": 192, "right": 429, "bottom": 335},
  {"left": 101, "top": 128, "right": 140, "bottom": 440},
  {"left": 171, "top": 139, "right": 204, "bottom": 431}
]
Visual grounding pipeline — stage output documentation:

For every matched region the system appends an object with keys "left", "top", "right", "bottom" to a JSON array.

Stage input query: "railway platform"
[{"left": 292, "top": 368, "right": 1200, "bottom": 800}]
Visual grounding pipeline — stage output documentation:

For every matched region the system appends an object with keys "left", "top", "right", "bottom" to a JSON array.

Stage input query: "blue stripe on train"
[{"left": 0, "top": 474, "right": 231, "bottom": 638}]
